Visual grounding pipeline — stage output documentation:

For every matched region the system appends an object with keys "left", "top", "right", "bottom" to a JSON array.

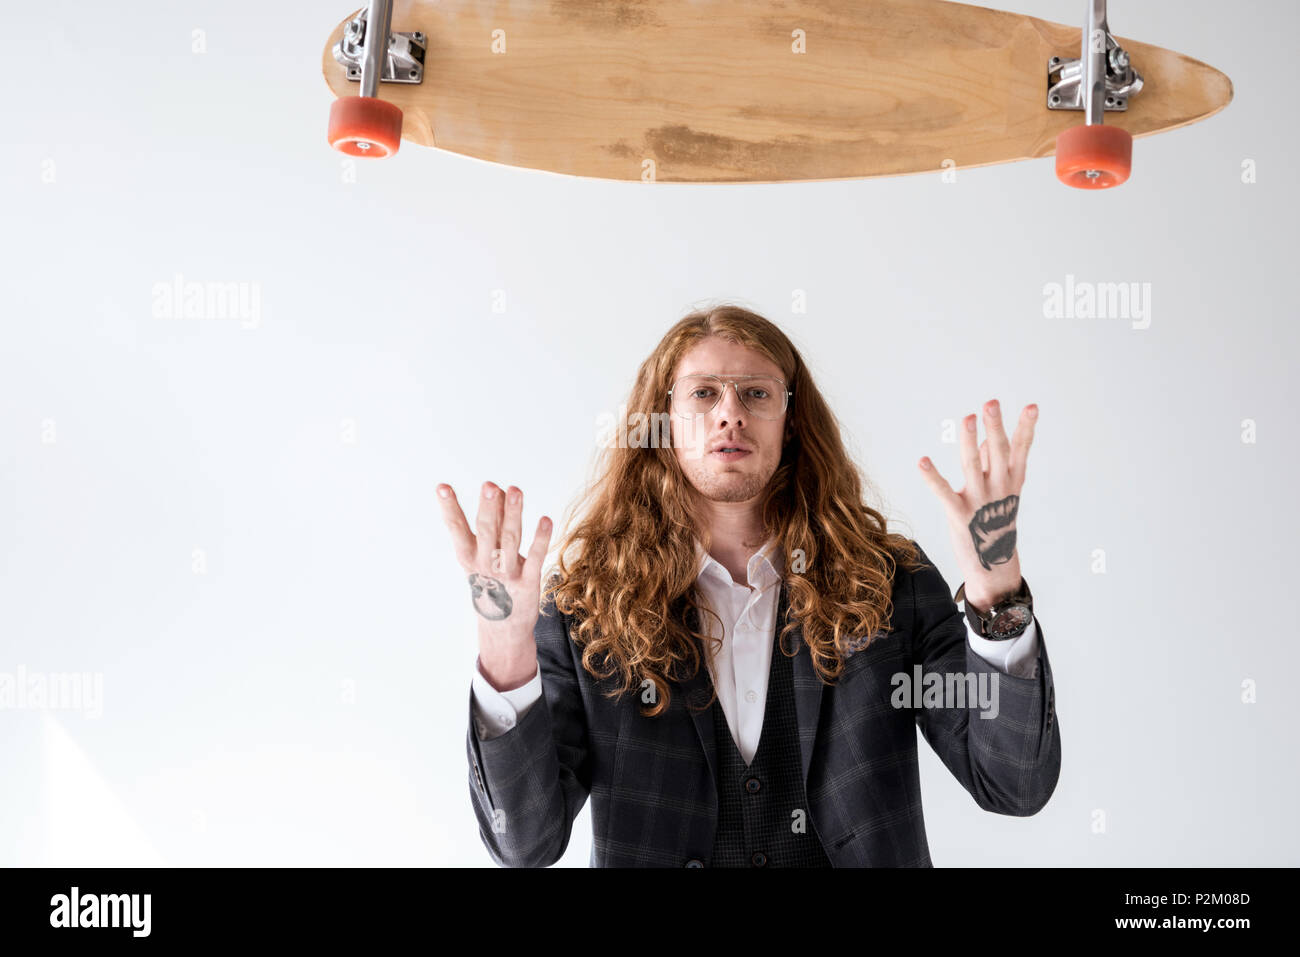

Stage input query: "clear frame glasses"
[{"left": 668, "top": 374, "right": 791, "bottom": 420}]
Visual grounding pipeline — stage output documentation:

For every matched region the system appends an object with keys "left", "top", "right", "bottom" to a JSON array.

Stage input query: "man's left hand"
[{"left": 917, "top": 399, "right": 1038, "bottom": 611}]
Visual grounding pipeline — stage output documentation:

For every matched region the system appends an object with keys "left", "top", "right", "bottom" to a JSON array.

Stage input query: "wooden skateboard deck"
[{"left": 321, "top": 0, "right": 1232, "bottom": 182}]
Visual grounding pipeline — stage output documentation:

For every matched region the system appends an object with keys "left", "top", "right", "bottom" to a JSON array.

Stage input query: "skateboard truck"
[
  {"left": 327, "top": 0, "right": 416, "bottom": 158},
  {"left": 333, "top": 7, "right": 426, "bottom": 85},
  {"left": 1046, "top": 38, "right": 1142, "bottom": 112},
  {"left": 1050, "top": 0, "right": 1138, "bottom": 188}
]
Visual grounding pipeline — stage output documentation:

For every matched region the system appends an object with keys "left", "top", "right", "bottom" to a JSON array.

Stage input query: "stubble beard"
[{"left": 683, "top": 456, "right": 773, "bottom": 504}]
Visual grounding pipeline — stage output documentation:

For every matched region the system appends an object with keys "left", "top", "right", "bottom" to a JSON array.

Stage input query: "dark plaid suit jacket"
[{"left": 466, "top": 540, "right": 1061, "bottom": 866}]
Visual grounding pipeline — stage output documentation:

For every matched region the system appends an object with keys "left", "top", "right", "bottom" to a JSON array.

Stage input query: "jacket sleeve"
[
  {"left": 906, "top": 540, "right": 1061, "bottom": 815},
  {"left": 465, "top": 592, "right": 593, "bottom": 866}
]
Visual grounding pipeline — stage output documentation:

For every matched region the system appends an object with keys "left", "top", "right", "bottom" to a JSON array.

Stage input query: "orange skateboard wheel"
[
  {"left": 328, "top": 96, "right": 403, "bottom": 158},
  {"left": 1055, "top": 124, "right": 1133, "bottom": 189}
]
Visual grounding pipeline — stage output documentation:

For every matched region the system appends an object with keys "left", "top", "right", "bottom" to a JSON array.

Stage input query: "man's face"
[{"left": 669, "top": 337, "right": 788, "bottom": 506}]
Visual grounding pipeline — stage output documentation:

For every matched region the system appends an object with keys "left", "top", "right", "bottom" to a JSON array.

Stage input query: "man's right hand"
[{"left": 437, "top": 481, "right": 553, "bottom": 692}]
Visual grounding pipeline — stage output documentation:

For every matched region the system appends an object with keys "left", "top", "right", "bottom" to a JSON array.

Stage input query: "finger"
[
  {"left": 522, "top": 514, "right": 554, "bottom": 585},
  {"left": 983, "top": 399, "right": 1011, "bottom": 475},
  {"left": 489, "top": 483, "right": 507, "bottom": 575},
  {"left": 957, "top": 413, "right": 985, "bottom": 497},
  {"left": 917, "top": 457, "right": 963, "bottom": 517},
  {"left": 474, "top": 482, "right": 505, "bottom": 574},
  {"left": 1009, "top": 404, "right": 1038, "bottom": 487},
  {"left": 979, "top": 438, "right": 989, "bottom": 475},
  {"left": 498, "top": 486, "right": 524, "bottom": 581},
  {"left": 436, "top": 484, "right": 477, "bottom": 569}
]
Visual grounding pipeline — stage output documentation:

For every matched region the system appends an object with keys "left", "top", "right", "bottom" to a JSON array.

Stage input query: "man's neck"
[{"left": 698, "top": 501, "right": 769, "bottom": 587}]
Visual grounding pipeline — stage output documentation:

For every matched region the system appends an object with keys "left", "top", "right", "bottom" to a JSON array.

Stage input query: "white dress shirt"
[{"left": 471, "top": 539, "right": 1040, "bottom": 758}]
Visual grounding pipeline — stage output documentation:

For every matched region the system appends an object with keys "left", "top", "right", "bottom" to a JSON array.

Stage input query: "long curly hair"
[{"left": 540, "top": 303, "right": 924, "bottom": 717}]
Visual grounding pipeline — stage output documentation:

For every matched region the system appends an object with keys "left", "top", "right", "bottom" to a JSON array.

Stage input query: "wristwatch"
[{"left": 954, "top": 577, "right": 1033, "bottom": 641}]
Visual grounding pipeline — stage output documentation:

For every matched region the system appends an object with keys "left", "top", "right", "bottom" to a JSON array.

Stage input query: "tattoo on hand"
[
  {"left": 968, "top": 494, "right": 1018, "bottom": 570},
  {"left": 469, "top": 573, "right": 512, "bottom": 620}
]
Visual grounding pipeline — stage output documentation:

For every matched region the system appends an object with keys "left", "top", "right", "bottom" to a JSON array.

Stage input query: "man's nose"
[{"left": 714, "top": 384, "right": 747, "bottom": 424}]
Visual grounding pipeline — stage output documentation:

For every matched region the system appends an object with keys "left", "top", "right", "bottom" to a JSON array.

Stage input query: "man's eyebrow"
[{"left": 678, "top": 371, "right": 779, "bottom": 377}]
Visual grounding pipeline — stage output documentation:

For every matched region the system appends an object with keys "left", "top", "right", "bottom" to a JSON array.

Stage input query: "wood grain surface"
[{"left": 321, "top": 0, "right": 1233, "bottom": 181}]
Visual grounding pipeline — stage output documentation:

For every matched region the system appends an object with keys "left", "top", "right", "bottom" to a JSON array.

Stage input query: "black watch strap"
[{"left": 955, "top": 577, "right": 1033, "bottom": 640}]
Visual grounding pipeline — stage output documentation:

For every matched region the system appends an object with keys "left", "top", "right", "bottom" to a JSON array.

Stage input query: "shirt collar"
[{"left": 694, "top": 535, "right": 783, "bottom": 589}]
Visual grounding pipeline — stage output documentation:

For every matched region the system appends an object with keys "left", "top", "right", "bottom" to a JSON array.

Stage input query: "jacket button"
[
  {"left": 751, "top": 851, "right": 768, "bottom": 867},
  {"left": 684, "top": 859, "right": 704, "bottom": 868},
  {"left": 745, "top": 777, "right": 761, "bottom": 794}
]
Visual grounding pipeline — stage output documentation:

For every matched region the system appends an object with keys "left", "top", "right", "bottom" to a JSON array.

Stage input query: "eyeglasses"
[{"left": 668, "top": 374, "right": 791, "bottom": 420}]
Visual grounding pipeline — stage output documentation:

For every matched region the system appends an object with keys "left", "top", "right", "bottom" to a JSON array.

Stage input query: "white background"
[{"left": 1, "top": 0, "right": 1295, "bottom": 866}]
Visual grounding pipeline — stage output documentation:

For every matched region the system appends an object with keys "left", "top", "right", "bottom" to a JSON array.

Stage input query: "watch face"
[{"left": 990, "top": 604, "right": 1032, "bottom": 639}]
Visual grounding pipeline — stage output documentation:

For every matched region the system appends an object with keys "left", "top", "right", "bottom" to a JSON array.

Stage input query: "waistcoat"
[{"left": 707, "top": 628, "right": 832, "bottom": 868}]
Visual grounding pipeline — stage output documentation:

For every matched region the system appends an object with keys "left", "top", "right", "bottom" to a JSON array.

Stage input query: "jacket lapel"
[
  {"left": 679, "top": 602, "right": 719, "bottom": 788},
  {"left": 782, "top": 580, "right": 825, "bottom": 788}
]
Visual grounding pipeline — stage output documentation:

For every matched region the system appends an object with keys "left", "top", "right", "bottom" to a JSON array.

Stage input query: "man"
[{"left": 438, "top": 304, "right": 1059, "bottom": 867}]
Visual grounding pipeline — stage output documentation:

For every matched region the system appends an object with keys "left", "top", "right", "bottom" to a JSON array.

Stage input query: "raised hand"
[
  {"left": 917, "top": 400, "right": 1038, "bottom": 610},
  {"left": 437, "top": 481, "right": 553, "bottom": 691}
]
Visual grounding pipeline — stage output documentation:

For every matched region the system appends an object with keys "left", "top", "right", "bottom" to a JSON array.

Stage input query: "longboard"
[{"left": 321, "top": 0, "right": 1232, "bottom": 186}]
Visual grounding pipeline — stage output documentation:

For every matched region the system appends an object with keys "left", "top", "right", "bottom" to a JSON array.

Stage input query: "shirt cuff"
[
  {"left": 965, "top": 615, "right": 1040, "bottom": 680},
  {"left": 471, "top": 655, "right": 543, "bottom": 739}
]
